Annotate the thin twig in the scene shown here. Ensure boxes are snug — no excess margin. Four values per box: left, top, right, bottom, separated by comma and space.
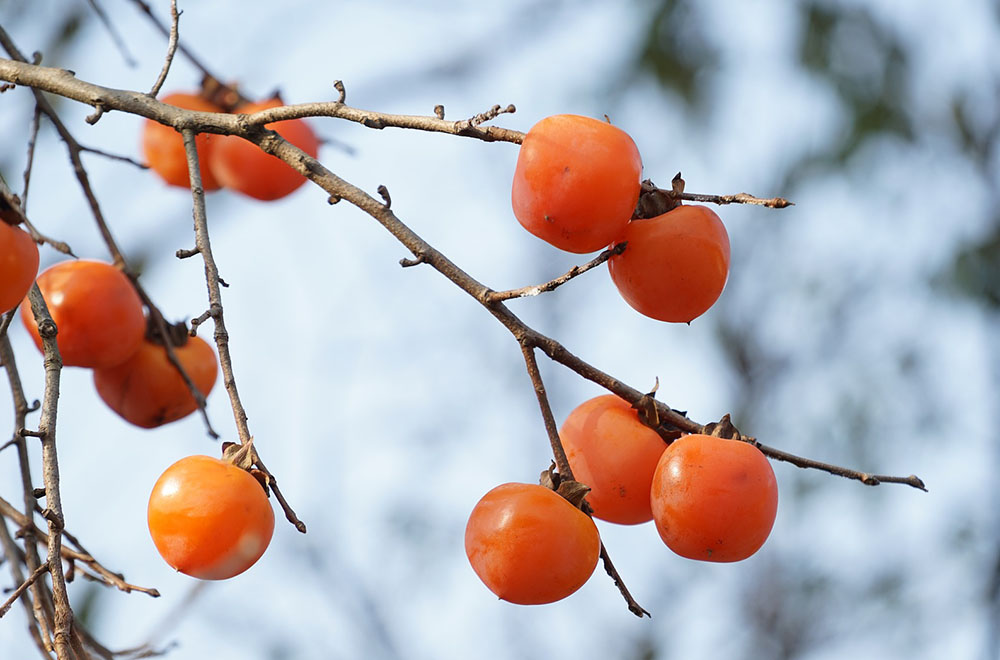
0, 562, 49, 618
0, 517, 49, 657
79, 144, 148, 169
519, 342, 573, 478
86, 0, 137, 66
127, 0, 221, 89
0, 330, 57, 652
180, 129, 306, 533
21, 103, 41, 208
675, 190, 794, 209
757, 443, 928, 491
147, 0, 179, 98
487, 243, 626, 303
599, 543, 650, 618
0, 495, 160, 597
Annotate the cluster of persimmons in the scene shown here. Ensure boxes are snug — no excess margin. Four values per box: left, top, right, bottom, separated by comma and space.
465, 115, 777, 605
0, 104, 778, 604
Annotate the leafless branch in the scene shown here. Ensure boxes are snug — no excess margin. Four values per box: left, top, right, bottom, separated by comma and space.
86, 0, 137, 67
24, 284, 73, 659
180, 129, 306, 533
487, 243, 626, 302
147, 0, 180, 98
0, 563, 49, 618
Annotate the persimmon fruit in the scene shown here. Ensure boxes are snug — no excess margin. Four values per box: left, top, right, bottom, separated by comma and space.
20, 260, 145, 368
650, 433, 778, 562
511, 114, 642, 253
208, 98, 319, 201
560, 394, 666, 525
143, 92, 224, 190
0, 221, 39, 313
93, 334, 218, 428
148, 455, 274, 580
609, 204, 730, 323
465, 482, 600, 605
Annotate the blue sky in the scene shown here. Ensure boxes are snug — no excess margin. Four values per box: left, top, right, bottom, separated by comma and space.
2, 1, 997, 659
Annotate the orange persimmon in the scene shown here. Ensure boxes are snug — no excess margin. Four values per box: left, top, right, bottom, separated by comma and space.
650, 433, 778, 562
94, 334, 218, 428
560, 394, 666, 525
609, 204, 730, 323
511, 114, 642, 253
0, 221, 39, 313
208, 98, 319, 201
465, 482, 600, 605
20, 260, 145, 368
148, 455, 274, 580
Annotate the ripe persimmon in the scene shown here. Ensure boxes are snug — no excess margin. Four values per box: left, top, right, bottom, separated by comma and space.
608, 204, 730, 323
208, 98, 319, 201
143, 92, 224, 190
560, 394, 666, 525
465, 482, 600, 605
93, 334, 218, 428
20, 260, 145, 368
148, 455, 274, 580
511, 114, 642, 253
0, 221, 39, 313
650, 433, 778, 562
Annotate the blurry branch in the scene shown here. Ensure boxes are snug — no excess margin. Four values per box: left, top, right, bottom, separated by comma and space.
85, 0, 137, 67
0, 327, 55, 655
22, 103, 42, 209
180, 129, 306, 534
0, 496, 160, 597
0, 563, 49, 618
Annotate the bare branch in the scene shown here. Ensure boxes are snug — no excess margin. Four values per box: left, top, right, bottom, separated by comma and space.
487, 243, 626, 303
85, 0, 138, 67
757, 443, 928, 491
147, 0, 180, 98
180, 129, 306, 533
24, 284, 73, 659
599, 543, 650, 618
677, 190, 794, 208
0, 563, 49, 618
519, 343, 573, 478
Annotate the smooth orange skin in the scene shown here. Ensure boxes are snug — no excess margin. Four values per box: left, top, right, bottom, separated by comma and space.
148, 455, 275, 580
511, 114, 642, 254
209, 99, 320, 201
20, 260, 145, 368
650, 434, 778, 563
609, 205, 730, 323
143, 93, 223, 190
560, 395, 666, 525
0, 222, 39, 313
93, 335, 218, 428
465, 483, 600, 605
